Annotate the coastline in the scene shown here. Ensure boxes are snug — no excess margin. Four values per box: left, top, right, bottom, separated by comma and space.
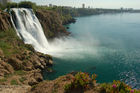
0, 3, 140, 92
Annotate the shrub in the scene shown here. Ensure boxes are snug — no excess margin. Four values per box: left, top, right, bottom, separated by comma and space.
0, 78, 7, 83
0, 3, 6, 10
6, 2, 18, 8
11, 80, 18, 85
14, 70, 26, 76
101, 80, 140, 93
19, 77, 26, 83
18, 1, 36, 10
64, 72, 97, 92
5, 1, 36, 11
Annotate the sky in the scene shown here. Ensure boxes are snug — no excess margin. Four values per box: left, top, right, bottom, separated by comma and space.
13, 0, 140, 9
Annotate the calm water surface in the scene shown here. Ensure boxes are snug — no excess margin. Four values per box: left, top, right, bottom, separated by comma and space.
44, 13, 140, 89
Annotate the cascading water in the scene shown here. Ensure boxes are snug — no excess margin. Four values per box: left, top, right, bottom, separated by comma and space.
10, 8, 49, 53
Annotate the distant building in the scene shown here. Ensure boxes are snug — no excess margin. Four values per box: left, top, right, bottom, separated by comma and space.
82, 4, 85, 8
53, 5, 57, 7
120, 7, 123, 11
0, 0, 11, 5
49, 4, 52, 7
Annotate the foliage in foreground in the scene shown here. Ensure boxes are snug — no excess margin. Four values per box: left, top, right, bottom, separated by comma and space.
101, 81, 140, 93
64, 72, 140, 93
64, 72, 97, 92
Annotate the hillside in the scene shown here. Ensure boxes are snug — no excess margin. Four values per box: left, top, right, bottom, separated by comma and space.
0, 1, 139, 93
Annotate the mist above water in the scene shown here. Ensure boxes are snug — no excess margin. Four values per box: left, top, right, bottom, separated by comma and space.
45, 13, 140, 89
47, 35, 99, 59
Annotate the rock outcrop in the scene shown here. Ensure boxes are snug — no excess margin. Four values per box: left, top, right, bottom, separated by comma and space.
0, 11, 13, 31
29, 73, 100, 93
0, 11, 53, 86
36, 9, 70, 39
0, 47, 53, 86
62, 17, 76, 25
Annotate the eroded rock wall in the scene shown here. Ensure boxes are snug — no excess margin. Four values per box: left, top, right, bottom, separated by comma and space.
36, 9, 70, 39
0, 11, 12, 31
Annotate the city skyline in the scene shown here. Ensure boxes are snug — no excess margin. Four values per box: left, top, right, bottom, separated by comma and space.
13, 0, 140, 9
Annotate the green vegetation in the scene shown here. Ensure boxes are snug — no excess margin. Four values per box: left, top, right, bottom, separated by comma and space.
0, 78, 7, 83
14, 70, 26, 76
0, 28, 34, 57
64, 72, 140, 93
0, 28, 20, 57
0, 1, 36, 11
11, 80, 18, 85
101, 81, 140, 93
19, 77, 26, 83
6, 2, 18, 8
18, 1, 36, 9
64, 72, 97, 92
0, 3, 6, 10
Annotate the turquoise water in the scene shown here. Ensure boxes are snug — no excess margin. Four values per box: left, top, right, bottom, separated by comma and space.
44, 13, 140, 89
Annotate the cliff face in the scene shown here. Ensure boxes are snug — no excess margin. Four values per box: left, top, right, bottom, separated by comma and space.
0, 9, 72, 87
0, 11, 53, 86
0, 28, 53, 86
0, 11, 12, 31
36, 9, 70, 39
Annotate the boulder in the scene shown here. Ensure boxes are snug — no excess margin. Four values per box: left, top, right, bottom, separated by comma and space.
0, 60, 14, 78
8, 57, 24, 70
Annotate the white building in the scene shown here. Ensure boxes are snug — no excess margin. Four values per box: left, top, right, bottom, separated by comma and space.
0, 0, 11, 5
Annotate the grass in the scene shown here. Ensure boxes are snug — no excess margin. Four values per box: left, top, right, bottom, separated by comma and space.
11, 80, 18, 85
19, 77, 26, 83
14, 70, 26, 76
0, 28, 21, 57
0, 28, 35, 57
0, 41, 12, 56
0, 78, 7, 83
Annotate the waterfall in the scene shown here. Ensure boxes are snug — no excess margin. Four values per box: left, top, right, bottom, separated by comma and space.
10, 8, 49, 54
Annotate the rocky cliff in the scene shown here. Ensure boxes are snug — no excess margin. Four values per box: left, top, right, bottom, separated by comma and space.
0, 10, 53, 86
0, 8, 73, 87
36, 9, 70, 39
0, 11, 12, 31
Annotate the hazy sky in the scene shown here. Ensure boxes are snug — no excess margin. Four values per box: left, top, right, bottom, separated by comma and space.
13, 0, 140, 9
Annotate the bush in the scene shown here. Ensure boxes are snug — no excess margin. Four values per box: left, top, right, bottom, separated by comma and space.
64, 72, 97, 92
6, 2, 18, 8
14, 70, 26, 76
18, 1, 36, 9
11, 80, 18, 85
101, 80, 140, 93
19, 77, 26, 83
0, 3, 6, 10
0, 78, 7, 83
5, 1, 36, 11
